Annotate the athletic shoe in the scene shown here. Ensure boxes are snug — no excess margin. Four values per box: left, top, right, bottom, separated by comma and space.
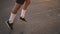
20, 17, 27, 22
5, 20, 13, 30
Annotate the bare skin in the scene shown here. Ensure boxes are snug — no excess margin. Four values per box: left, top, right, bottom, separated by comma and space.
12, 0, 30, 14
23, 0, 30, 10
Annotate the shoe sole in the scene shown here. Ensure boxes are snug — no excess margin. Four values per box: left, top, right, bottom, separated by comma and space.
5, 21, 10, 29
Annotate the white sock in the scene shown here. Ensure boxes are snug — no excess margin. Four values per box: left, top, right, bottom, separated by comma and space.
9, 13, 16, 23
21, 9, 27, 18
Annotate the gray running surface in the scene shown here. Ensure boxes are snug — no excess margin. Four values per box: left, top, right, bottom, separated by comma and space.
0, 0, 60, 34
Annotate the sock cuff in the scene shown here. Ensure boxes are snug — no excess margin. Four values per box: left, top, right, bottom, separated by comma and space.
22, 9, 27, 12
11, 13, 16, 16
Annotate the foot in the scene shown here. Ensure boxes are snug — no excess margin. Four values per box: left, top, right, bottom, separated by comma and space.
5, 21, 13, 30
20, 17, 27, 22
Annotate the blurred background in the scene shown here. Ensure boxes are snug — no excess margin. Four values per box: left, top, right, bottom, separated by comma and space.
0, 0, 60, 34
